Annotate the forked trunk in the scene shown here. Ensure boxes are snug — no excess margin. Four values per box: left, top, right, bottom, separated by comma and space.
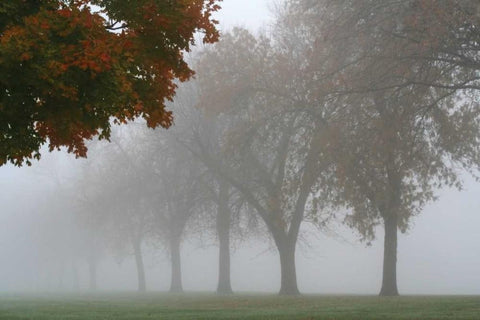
380, 213, 399, 296
133, 239, 146, 292
169, 236, 183, 293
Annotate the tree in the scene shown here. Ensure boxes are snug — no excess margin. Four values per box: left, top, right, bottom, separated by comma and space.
193, 28, 333, 295
74, 157, 111, 291
0, 0, 220, 166
121, 123, 205, 293
285, 0, 480, 296
165, 80, 259, 295
156, 144, 204, 293
178, 127, 236, 295
187, 122, 255, 295
85, 131, 156, 293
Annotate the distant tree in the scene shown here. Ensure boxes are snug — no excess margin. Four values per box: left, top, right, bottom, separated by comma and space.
72, 125, 173, 293
202, 176, 256, 295
193, 28, 334, 295
127, 126, 204, 293
74, 159, 111, 291
166, 82, 259, 295
0, 0, 220, 166
159, 153, 203, 293
74, 123, 206, 294
90, 131, 157, 293
190, 145, 254, 295
30, 155, 98, 291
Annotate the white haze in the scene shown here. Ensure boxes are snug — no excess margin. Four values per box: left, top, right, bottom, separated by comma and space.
0, 0, 479, 295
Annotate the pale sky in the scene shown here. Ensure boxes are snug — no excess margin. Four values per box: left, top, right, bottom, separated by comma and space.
213, 0, 274, 31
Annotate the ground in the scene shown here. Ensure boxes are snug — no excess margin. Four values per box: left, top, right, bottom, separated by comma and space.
0, 293, 478, 319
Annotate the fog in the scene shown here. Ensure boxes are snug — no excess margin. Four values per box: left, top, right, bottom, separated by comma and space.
1, 0, 479, 297
1, 150, 479, 294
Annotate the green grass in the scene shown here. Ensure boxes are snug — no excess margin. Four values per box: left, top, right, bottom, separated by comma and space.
0, 293, 478, 319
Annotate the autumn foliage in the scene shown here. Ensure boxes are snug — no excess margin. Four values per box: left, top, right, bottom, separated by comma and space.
0, 0, 221, 166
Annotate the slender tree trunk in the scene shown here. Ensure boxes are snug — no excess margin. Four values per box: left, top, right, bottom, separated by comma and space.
216, 186, 233, 294
380, 213, 399, 296
57, 263, 65, 290
169, 236, 183, 293
72, 263, 79, 291
88, 257, 97, 291
133, 239, 146, 292
277, 237, 300, 295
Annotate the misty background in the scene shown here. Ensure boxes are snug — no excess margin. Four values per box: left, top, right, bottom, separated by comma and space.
0, 0, 479, 295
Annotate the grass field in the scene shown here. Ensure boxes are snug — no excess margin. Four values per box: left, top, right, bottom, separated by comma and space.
0, 293, 479, 319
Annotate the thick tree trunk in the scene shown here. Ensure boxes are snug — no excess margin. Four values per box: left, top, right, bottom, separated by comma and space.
133, 239, 146, 292
169, 236, 183, 293
277, 239, 300, 295
88, 258, 97, 291
216, 187, 233, 294
380, 213, 399, 296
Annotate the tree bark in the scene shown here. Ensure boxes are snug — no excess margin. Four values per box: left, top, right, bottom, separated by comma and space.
277, 238, 300, 295
133, 239, 146, 292
216, 185, 233, 294
169, 236, 183, 293
379, 213, 399, 296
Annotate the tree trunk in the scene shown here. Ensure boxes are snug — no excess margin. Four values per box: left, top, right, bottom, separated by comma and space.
277, 238, 300, 295
88, 257, 97, 291
216, 186, 233, 294
72, 263, 79, 291
133, 239, 146, 292
379, 213, 399, 296
169, 236, 183, 293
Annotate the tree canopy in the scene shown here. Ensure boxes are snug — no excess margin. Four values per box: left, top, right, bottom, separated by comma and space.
0, 0, 220, 166
283, 0, 480, 295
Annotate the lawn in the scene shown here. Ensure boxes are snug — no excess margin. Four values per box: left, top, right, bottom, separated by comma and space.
0, 293, 478, 319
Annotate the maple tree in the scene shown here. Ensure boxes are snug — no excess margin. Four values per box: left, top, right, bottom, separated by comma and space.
0, 0, 220, 166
